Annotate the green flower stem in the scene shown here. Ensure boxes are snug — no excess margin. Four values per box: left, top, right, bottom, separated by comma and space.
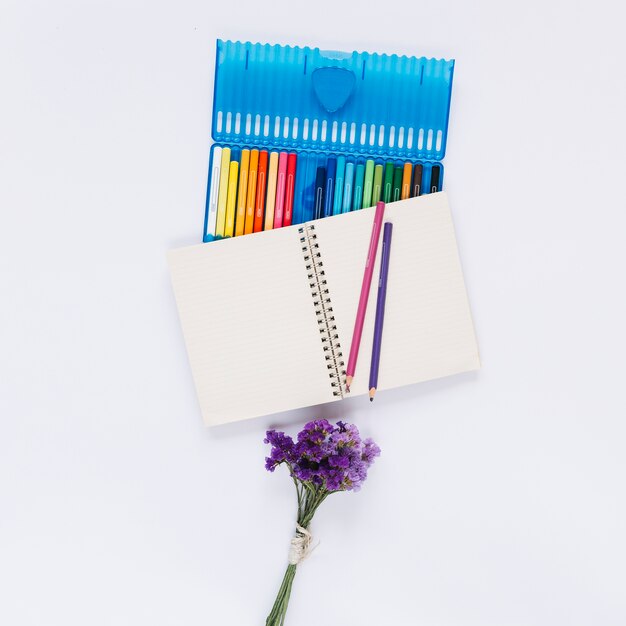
266, 565, 297, 626
266, 482, 333, 626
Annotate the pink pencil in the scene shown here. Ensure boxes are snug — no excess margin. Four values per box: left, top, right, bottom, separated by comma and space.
345, 201, 386, 391
273, 152, 288, 229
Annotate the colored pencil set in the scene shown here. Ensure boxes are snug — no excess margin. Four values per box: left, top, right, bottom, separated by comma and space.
310, 154, 441, 219
205, 147, 297, 239
203, 41, 454, 242
204, 146, 442, 241
343, 201, 393, 402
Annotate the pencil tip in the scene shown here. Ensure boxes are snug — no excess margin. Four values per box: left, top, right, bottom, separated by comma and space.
369, 388, 376, 401
370, 397, 373, 402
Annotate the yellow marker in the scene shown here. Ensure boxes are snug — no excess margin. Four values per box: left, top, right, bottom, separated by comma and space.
215, 147, 231, 237
224, 160, 239, 237
235, 150, 250, 236
401, 162, 413, 200
244, 150, 259, 235
264, 152, 279, 231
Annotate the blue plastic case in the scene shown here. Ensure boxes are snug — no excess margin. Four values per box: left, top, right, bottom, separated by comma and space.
204, 40, 455, 241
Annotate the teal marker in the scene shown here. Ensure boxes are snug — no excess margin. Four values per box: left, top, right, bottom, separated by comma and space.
342, 161, 355, 212
353, 162, 365, 210
333, 156, 346, 215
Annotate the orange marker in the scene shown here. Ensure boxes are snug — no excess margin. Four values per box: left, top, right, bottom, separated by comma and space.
401, 162, 413, 200
254, 151, 268, 232
244, 149, 259, 235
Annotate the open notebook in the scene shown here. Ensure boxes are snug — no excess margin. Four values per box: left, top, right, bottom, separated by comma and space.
168, 192, 479, 426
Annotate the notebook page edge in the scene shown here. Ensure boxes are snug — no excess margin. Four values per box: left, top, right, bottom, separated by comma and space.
167, 226, 338, 426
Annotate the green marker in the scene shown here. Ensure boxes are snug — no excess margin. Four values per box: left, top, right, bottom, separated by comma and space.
362, 159, 375, 208
372, 164, 384, 203
392, 165, 403, 202
383, 161, 394, 203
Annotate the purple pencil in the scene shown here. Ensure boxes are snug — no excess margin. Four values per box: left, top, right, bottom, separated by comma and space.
369, 222, 393, 401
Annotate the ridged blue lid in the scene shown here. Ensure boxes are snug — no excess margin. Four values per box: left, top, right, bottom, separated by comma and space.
212, 40, 454, 161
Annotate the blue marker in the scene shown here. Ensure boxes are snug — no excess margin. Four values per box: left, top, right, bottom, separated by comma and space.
292, 151, 308, 224
342, 161, 355, 213
314, 166, 326, 220
324, 157, 336, 218
333, 156, 346, 215
353, 162, 365, 210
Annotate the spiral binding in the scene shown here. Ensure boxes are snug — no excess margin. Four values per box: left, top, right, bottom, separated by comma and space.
299, 224, 345, 398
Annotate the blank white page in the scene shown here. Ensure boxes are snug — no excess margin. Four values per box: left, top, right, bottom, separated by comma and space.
311, 192, 480, 398
167, 226, 336, 426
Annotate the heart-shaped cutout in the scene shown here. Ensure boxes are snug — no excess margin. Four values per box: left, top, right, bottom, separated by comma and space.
312, 67, 356, 113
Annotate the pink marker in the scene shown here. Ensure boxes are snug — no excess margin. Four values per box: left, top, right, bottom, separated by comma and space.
345, 201, 386, 391
273, 152, 288, 229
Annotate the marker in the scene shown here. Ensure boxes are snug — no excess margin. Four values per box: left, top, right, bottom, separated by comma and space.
314, 166, 326, 220
205, 146, 222, 240
244, 149, 259, 235
224, 158, 239, 237
254, 150, 268, 232
324, 157, 336, 217
333, 156, 346, 215
342, 161, 354, 213
292, 151, 307, 224
345, 201, 386, 391
362, 159, 375, 208
372, 164, 383, 203
392, 165, 403, 202
353, 162, 365, 210
215, 147, 231, 237
264, 151, 279, 230
382, 161, 394, 203
401, 162, 412, 200
430, 165, 441, 193
273, 152, 288, 228
369, 222, 393, 402
234, 149, 250, 236
412, 164, 423, 197
283, 153, 297, 226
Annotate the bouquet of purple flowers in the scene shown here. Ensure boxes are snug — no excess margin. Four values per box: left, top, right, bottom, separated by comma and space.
264, 419, 381, 625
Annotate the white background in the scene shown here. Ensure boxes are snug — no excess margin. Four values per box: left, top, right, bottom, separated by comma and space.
2, 1, 625, 624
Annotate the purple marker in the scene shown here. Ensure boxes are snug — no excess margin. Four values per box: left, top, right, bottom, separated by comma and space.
369, 222, 393, 401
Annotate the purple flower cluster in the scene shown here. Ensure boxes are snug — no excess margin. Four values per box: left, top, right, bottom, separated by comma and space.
265, 420, 380, 492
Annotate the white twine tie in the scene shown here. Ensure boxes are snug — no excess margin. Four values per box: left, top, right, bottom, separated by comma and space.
288, 524, 316, 565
